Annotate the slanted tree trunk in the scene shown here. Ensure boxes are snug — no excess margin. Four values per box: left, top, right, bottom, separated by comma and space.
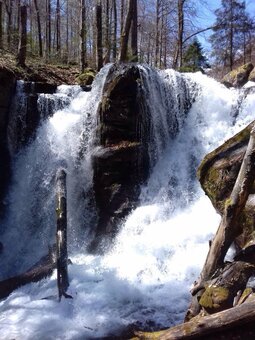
96, 3, 103, 71
186, 124, 255, 320
33, 0, 43, 57
56, 169, 70, 301
16, 5, 27, 67
0, 245, 57, 300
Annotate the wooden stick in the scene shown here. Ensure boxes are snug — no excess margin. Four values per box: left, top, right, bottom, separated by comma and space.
56, 169, 70, 301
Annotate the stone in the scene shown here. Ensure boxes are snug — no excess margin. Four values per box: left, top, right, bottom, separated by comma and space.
75, 68, 96, 86
248, 68, 255, 82
197, 121, 255, 249
222, 63, 254, 88
90, 64, 150, 251
0, 68, 16, 217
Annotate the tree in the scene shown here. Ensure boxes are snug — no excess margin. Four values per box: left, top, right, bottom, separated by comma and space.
119, 0, 137, 62
33, 0, 42, 57
0, 1, 3, 49
96, 3, 103, 71
16, 4, 27, 67
182, 38, 209, 71
210, 0, 253, 71
79, 0, 87, 72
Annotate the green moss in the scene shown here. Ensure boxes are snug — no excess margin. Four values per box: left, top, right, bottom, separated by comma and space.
76, 68, 96, 85
199, 286, 229, 309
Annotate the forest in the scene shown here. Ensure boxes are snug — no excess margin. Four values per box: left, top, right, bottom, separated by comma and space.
0, 0, 254, 78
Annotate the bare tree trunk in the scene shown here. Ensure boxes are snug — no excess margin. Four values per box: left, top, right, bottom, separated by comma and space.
16, 5, 27, 67
119, 0, 134, 62
112, 0, 117, 61
0, 1, 3, 49
155, 0, 160, 67
131, 0, 138, 61
66, 0, 69, 62
5, 0, 13, 50
56, 0, 61, 55
96, 3, 103, 71
33, 0, 43, 57
45, 0, 51, 61
56, 169, 70, 301
120, 0, 124, 34
173, 0, 184, 69
80, 0, 87, 72
229, 0, 233, 70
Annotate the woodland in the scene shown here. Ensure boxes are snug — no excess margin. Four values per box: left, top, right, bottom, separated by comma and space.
0, 0, 254, 78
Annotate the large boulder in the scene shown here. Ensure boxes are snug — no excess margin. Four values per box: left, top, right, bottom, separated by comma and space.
198, 121, 255, 249
0, 68, 16, 216
91, 64, 150, 251
222, 63, 254, 88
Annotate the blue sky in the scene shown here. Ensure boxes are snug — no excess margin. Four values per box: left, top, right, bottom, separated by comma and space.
196, 0, 255, 53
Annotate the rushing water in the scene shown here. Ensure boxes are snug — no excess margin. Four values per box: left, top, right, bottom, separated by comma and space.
1, 66, 255, 339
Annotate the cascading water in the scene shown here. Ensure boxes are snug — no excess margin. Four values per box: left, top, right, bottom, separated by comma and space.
1, 66, 255, 339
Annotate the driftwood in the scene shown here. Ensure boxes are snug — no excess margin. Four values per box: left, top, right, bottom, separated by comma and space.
56, 169, 71, 300
0, 245, 56, 300
186, 124, 255, 320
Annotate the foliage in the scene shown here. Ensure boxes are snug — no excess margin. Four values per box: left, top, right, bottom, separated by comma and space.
181, 38, 209, 72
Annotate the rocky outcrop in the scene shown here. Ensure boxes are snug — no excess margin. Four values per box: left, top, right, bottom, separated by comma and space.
91, 64, 150, 251
198, 121, 255, 250
222, 63, 254, 88
0, 68, 16, 216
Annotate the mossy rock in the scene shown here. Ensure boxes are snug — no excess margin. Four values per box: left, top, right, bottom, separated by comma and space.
76, 68, 96, 85
199, 285, 230, 312
222, 62, 254, 88
198, 120, 255, 248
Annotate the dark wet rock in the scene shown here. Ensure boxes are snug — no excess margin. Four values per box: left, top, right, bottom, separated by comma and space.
0, 68, 16, 216
90, 64, 150, 251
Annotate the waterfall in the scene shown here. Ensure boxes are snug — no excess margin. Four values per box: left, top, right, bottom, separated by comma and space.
0, 65, 111, 279
1, 66, 255, 339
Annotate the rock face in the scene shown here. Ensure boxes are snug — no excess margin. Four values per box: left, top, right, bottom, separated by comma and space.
0, 68, 16, 216
222, 63, 254, 88
91, 64, 150, 250
198, 121, 255, 249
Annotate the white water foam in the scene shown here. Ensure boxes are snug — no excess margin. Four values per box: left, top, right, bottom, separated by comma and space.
1, 69, 255, 339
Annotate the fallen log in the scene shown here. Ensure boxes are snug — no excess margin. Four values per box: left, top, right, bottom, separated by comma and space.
56, 168, 71, 300
0, 246, 56, 300
135, 300, 255, 339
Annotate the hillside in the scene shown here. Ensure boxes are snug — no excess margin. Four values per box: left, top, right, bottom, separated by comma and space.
0, 50, 80, 85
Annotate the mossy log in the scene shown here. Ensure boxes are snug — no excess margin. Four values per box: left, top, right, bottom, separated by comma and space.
186, 124, 255, 319
56, 168, 71, 300
135, 300, 255, 339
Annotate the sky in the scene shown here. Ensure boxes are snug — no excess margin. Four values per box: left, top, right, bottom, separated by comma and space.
196, 0, 255, 54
